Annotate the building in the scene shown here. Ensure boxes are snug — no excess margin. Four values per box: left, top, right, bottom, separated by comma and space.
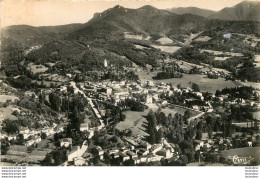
126, 151, 138, 159
192, 105, 200, 111
104, 59, 108, 68
67, 141, 88, 162
138, 148, 149, 156
59, 138, 72, 148
94, 146, 104, 160
74, 157, 86, 166
139, 141, 152, 150
106, 88, 113, 96
147, 154, 163, 162
19, 127, 30, 134
194, 140, 204, 151
80, 123, 89, 132
7, 134, 17, 141
25, 136, 41, 147
146, 95, 153, 104
118, 152, 130, 162
150, 144, 163, 154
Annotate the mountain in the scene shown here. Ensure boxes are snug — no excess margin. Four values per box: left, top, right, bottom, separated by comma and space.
209, 1, 260, 22
68, 5, 260, 43
1, 24, 84, 46
2, 5, 260, 69
68, 5, 207, 40
169, 7, 216, 17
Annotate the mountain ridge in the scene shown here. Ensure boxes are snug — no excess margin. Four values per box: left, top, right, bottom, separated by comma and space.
209, 1, 260, 22
168, 7, 216, 17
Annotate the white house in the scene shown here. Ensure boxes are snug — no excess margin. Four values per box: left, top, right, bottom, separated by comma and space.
7, 134, 17, 141
104, 59, 108, 68
80, 123, 89, 132
146, 95, 153, 104
194, 140, 204, 151
19, 127, 30, 134
118, 152, 130, 162
87, 129, 94, 139
59, 138, 72, 148
74, 157, 85, 166
156, 148, 172, 158
25, 136, 41, 147
68, 141, 88, 162
106, 88, 113, 96
150, 144, 163, 154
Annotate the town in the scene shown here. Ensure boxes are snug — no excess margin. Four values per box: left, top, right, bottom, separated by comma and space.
1, 57, 259, 166
1, 1, 260, 167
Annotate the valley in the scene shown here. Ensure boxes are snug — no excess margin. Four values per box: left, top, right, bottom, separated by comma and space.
1, 1, 260, 167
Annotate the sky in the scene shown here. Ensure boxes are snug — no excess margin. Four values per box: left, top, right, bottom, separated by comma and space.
0, 0, 257, 27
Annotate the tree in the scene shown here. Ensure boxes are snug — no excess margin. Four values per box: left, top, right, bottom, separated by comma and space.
54, 133, 63, 142
149, 129, 156, 144
52, 150, 67, 165
205, 153, 217, 163
196, 130, 202, 140
208, 126, 213, 139
41, 154, 53, 166
1, 139, 10, 155
2, 119, 19, 134
41, 133, 47, 139
17, 134, 24, 145
184, 110, 192, 119
49, 92, 61, 111
179, 140, 194, 162
156, 128, 163, 143
219, 156, 226, 163
192, 83, 200, 92
177, 84, 182, 89
179, 155, 188, 166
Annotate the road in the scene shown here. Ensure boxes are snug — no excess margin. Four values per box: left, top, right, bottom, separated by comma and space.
188, 112, 205, 123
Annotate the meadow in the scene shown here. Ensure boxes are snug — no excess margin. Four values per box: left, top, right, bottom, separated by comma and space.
151, 45, 181, 53
116, 104, 196, 136
0, 95, 19, 103
155, 74, 239, 93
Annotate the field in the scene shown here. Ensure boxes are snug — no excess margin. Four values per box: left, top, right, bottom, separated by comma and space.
1, 139, 56, 166
172, 59, 202, 71
134, 45, 148, 49
160, 105, 198, 117
221, 147, 260, 165
116, 104, 196, 136
27, 63, 48, 74
24, 45, 42, 56
135, 68, 239, 93
194, 36, 211, 42
116, 110, 149, 136
200, 49, 243, 57
156, 37, 173, 45
0, 95, 19, 103
183, 32, 202, 45
151, 45, 181, 53
214, 57, 230, 61
124, 32, 147, 40
155, 74, 239, 93
135, 70, 158, 81
0, 107, 18, 120
239, 80, 260, 90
